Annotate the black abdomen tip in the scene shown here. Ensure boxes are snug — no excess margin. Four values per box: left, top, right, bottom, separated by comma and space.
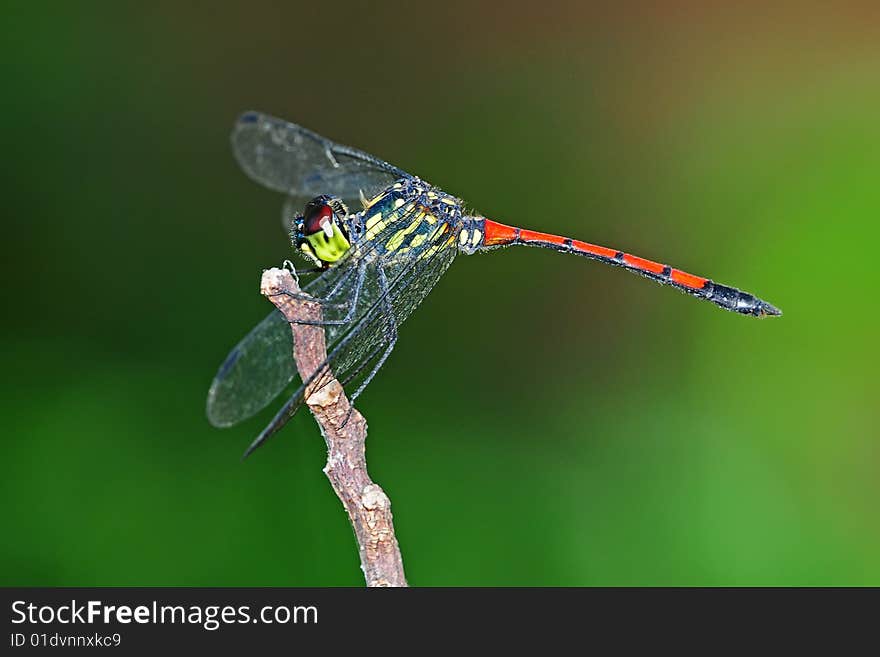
710, 283, 782, 317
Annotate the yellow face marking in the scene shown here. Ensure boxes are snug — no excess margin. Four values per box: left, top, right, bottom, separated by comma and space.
299, 242, 320, 266
304, 222, 351, 263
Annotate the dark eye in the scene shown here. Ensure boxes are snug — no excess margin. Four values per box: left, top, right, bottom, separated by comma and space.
303, 204, 333, 235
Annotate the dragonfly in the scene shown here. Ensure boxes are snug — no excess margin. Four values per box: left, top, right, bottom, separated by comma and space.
207, 111, 781, 458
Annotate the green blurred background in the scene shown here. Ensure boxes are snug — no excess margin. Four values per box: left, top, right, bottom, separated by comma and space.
2, 1, 878, 585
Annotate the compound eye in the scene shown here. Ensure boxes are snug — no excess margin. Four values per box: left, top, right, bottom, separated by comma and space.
303, 204, 334, 236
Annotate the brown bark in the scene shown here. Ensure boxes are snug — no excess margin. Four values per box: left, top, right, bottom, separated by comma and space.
260, 268, 407, 587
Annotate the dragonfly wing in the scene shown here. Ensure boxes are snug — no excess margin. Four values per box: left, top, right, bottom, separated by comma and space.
290, 194, 439, 338
305, 195, 461, 383
206, 309, 298, 427
232, 111, 410, 208
243, 216, 460, 457
281, 195, 298, 235
207, 199, 432, 430
335, 224, 460, 396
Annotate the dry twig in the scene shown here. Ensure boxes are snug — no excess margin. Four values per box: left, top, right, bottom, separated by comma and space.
260, 267, 408, 587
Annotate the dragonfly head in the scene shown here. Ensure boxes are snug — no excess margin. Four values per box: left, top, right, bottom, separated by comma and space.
293, 195, 351, 265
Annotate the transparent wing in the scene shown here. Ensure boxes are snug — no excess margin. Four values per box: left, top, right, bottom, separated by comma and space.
207, 197, 435, 428
243, 218, 460, 457
275, 190, 440, 345
232, 111, 410, 209
206, 310, 296, 427
325, 220, 460, 396
281, 195, 301, 235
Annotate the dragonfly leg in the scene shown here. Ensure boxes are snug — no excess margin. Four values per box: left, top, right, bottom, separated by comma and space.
273, 264, 354, 306
341, 265, 397, 427
281, 260, 327, 287
345, 264, 398, 415
272, 262, 367, 327
324, 261, 362, 300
